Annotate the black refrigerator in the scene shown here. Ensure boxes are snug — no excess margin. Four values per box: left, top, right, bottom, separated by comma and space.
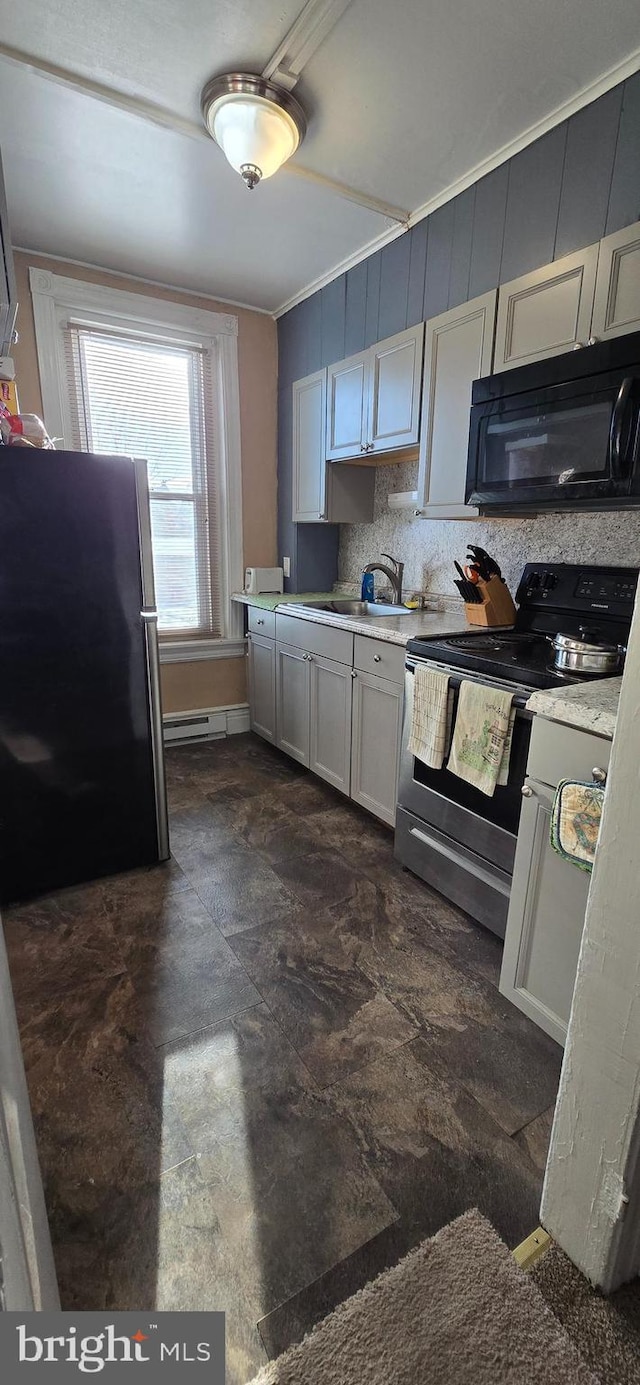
0, 448, 169, 905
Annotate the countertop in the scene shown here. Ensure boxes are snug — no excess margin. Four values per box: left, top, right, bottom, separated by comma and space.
232, 590, 475, 646
232, 591, 337, 612
526, 677, 621, 739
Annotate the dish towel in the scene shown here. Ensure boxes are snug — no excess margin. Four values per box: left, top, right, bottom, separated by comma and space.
448, 680, 514, 796
409, 665, 453, 769
550, 779, 605, 872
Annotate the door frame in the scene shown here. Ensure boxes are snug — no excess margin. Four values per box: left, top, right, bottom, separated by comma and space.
0, 920, 59, 1309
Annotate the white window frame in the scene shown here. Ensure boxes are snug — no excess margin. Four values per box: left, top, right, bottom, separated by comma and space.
29, 267, 245, 660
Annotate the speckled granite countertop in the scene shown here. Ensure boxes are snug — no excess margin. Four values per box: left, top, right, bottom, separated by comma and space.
232, 590, 503, 646
527, 677, 621, 739
232, 591, 337, 611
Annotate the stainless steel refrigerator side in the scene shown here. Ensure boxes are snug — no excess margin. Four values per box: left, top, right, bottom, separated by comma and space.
133, 457, 170, 862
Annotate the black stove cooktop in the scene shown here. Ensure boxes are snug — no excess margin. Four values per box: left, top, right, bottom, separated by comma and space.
408, 563, 638, 691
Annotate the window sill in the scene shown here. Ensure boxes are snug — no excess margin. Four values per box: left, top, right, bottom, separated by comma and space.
158, 637, 246, 664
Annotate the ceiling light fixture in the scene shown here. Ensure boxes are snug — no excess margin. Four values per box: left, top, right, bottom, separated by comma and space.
201, 73, 307, 190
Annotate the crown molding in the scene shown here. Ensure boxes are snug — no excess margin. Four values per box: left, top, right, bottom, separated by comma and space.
273, 47, 640, 317
17, 248, 273, 316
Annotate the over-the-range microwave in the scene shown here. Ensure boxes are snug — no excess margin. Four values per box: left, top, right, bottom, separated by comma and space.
466, 330, 640, 513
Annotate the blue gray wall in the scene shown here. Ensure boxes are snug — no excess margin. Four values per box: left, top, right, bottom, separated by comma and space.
277, 71, 640, 592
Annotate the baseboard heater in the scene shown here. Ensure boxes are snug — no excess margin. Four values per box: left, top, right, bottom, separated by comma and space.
163, 704, 250, 745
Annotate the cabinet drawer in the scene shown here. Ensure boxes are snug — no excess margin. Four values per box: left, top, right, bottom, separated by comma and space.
275, 613, 353, 665
248, 607, 276, 639
353, 635, 405, 684
527, 716, 611, 788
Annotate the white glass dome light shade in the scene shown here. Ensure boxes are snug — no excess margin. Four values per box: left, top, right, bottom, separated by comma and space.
202, 74, 307, 189
212, 95, 301, 182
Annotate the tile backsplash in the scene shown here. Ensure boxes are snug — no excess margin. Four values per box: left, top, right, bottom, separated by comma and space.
339, 461, 640, 598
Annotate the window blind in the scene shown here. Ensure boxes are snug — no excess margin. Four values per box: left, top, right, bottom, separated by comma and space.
64, 323, 221, 637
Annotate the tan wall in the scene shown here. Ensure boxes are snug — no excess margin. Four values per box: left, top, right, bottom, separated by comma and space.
160, 657, 247, 715
12, 252, 278, 713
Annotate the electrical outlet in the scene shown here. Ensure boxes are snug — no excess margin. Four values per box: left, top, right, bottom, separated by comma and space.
283, 557, 291, 578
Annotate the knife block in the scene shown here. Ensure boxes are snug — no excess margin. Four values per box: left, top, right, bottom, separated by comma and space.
465, 575, 517, 627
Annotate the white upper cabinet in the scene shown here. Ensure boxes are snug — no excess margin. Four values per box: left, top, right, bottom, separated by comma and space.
417, 290, 496, 519
591, 219, 640, 341
326, 351, 369, 460
326, 324, 424, 461
368, 324, 424, 454
293, 368, 375, 523
293, 369, 327, 521
493, 243, 599, 372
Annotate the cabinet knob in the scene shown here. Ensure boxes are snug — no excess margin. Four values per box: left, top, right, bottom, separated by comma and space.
351, 669, 357, 678
257, 618, 264, 625
319, 511, 326, 519
373, 654, 381, 662
521, 784, 533, 797
592, 766, 607, 784
360, 444, 366, 452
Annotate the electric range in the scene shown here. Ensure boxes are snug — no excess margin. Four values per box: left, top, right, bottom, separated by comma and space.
396, 563, 637, 938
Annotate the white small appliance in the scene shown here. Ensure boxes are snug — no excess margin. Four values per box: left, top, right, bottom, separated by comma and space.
244, 566, 284, 595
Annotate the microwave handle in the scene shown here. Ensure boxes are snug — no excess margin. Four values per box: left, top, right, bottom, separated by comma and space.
609, 376, 634, 477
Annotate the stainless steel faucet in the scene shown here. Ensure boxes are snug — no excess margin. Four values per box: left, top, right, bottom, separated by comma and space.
362, 553, 404, 604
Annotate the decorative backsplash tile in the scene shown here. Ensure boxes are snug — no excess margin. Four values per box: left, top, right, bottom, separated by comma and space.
339, 461, 640, 598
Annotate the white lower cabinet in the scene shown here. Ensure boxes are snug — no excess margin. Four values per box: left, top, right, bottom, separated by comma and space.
500, 717, 611, 1046
309, 653, 353, 795
247, 614, 405, 824
247, 632, 276, 744
350, 669, 403, 826
275, 641, 310, 766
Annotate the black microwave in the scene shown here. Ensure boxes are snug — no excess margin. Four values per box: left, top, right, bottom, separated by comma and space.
466, 331, 640, 512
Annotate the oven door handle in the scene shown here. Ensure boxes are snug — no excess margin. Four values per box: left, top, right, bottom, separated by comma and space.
609, 376, 634, 478
405, 657, 532, 711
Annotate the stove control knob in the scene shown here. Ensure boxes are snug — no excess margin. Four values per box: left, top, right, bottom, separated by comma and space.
521, 784, 533, 797
543, 572, 558, 590
528, 571, 541, 588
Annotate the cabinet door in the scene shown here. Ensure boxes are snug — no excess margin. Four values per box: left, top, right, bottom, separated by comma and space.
493, 243, 599, 373
247, 633, 276, 744
591, 219, 640, 341
276, 641, 310, 765
368, 324, 424, 454
350, 670, 403, 826
499, 777, 591, 1046
293, 370, 327, 521
309, 653, 352, 795
417, 291, 496, 518
326, 351, 368, 460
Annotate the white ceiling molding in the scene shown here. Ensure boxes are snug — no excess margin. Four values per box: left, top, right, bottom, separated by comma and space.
262, 0, 355, 90
0, 40, 406, 225
273, 44, 640, 317
15, 247, 275, 316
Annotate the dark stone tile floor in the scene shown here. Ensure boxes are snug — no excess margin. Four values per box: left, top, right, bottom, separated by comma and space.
4, 733, 562, 1383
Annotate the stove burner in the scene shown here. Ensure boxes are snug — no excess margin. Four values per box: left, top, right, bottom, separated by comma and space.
444, 632, 541, 653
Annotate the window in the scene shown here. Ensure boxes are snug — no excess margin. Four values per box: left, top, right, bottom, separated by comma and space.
30, 268, 244, 654
66, 326, 216, 635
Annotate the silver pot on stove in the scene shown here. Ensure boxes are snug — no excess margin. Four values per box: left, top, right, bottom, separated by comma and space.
548, 626, 626, 675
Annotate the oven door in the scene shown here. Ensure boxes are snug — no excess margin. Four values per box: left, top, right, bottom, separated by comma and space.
466, 369, 640, 510
398, 660, 532, 875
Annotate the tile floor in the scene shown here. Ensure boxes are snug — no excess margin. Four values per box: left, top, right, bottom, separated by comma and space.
4, 734, 562, 1383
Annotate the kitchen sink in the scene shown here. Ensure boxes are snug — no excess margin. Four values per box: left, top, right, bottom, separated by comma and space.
287, 599, 412, 618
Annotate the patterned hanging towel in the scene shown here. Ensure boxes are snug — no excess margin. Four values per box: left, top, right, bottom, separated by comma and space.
550, 779, 605, 873
409, 666, 453, 769
447, 680, 514, 797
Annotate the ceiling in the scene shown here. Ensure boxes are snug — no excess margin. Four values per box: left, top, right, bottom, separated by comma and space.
0, 0, 639, 313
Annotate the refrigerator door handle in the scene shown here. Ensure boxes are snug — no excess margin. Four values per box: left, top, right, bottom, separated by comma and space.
142, 608, 170, 862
